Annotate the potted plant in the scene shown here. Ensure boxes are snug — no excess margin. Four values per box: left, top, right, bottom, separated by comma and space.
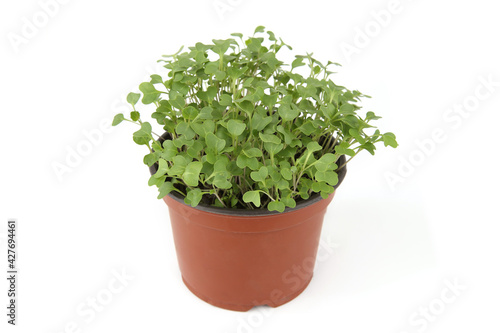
113, 26, 398, 311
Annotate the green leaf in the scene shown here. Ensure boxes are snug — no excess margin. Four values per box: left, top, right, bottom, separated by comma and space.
268, 200, 285, 213
182, 106, 199, 120
173, 73, 184, 82
169, 155, 188, 176
204, 62, 219, 74
143, 153, 158, 167
314, 170, 338, 186
335, 141, 356, 156
311, 180, 334, 194
254, 26, 265, 34
276, 179, 289, 189
243, 147, 263, 158
169, 91, 185, 109
175, 122, 196, 140
191, 120, 215, 138
219, 94, 233, 106
206, 86, 217, 101
227, 66, 248, 79
210, 157, 232, 190
243, 191, 261, 207
298, 179, 312, 200
359, 142, 376, 155
264, 142, 284, 155
251, 113, 272, 131
262, 93, 278, 108
276, 125, 295, 145
320, 104, 336, 119
341, 115, 360, 128
213, 176, 232, 189
215, 70, 226, 81
227, 119, 246, 137
278, 104, 299, 121
150, 74, 163, 84
139, 82, 160, 104
154, 159, 169, 178
212, 39, 233, 54
298, 121, 317, 136
157, 181, 176, 199
366, 111, 382, 121
382, 132, 398, 148
130, 111, 140, 121
307, 141, 322, 153
250, 166, 268, 182
349, 128, 366, 144
132, 122, 152, 145
151, 140, 162, 151
163, 120, 176, 133
187, 140, 204, 158
149, 174, 165, 187
127, 92, 140, 106
339, 103, 355, 114
315, 153, 338, 172
267, 165, 281, 182
182, 161, 203, 186
259, 132, 281, 144
206, 152, 216, 164
291, 57, 305, 70
112, 113, 125, 126
282, 197, 296, 208
161, 140, 178, 161
211, 157, 232, 188
213, 155, 229, 171
184, 188, 203, 207
199, 106, 214, 119
237, 100, 254, 114
206, 133, 226, 153
236, 154, 260, 170
280, 168, 293, 180
173, 137, 194, 149
267, 30, 277, 41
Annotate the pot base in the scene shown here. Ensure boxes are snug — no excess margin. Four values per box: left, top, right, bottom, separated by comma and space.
182, 275, 314, 312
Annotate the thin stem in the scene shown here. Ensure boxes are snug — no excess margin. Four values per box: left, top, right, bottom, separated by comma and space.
337, 149, 362, 170
213, 190, 227, 207
124, 119, 162, 138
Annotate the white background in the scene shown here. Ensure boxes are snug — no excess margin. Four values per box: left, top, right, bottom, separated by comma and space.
1, 0, 499, 332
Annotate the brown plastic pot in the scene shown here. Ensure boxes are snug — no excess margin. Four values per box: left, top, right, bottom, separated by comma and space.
150, 135, 347, 311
